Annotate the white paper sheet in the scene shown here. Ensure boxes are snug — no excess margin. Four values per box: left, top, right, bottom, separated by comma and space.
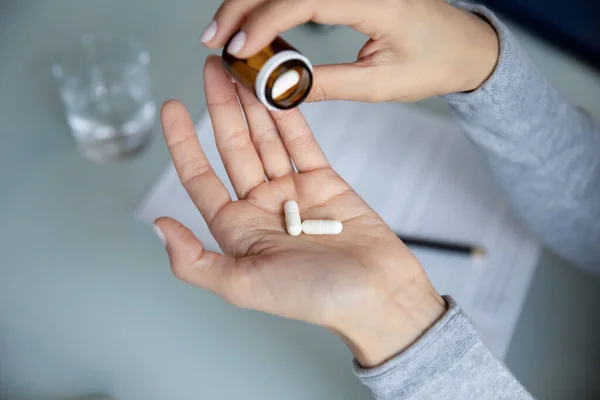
136, 101, 540, 359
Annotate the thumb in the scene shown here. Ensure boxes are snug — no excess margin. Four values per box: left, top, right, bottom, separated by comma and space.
153, 217, 238, 300
306, 63, 376, 103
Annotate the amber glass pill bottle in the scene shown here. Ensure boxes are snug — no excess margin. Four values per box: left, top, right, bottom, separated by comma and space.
222, 35, 313, 111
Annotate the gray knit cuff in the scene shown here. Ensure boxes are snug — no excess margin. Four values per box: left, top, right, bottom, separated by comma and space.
353, 296, 479, 399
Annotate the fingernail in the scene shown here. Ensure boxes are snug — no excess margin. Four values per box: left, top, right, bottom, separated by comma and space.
153, 224, 166, 246
227, 31, 246, 55
200, 20, 218, 43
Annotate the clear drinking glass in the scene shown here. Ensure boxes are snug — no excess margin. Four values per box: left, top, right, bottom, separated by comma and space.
52, 35, 156, 162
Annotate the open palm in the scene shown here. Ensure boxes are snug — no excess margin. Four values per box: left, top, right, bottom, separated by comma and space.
156, 56, 444, 365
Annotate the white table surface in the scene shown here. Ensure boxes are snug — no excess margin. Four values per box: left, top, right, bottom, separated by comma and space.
1, 1, 600, 399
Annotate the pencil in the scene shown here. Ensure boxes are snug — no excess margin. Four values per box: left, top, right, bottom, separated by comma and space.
396, 234, 487, 258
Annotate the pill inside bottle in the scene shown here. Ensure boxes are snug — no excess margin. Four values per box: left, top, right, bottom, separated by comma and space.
272, 70, 301, 100
222, 35, 313, 111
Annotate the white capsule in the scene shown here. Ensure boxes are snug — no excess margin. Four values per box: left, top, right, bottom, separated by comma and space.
301, 220, 343, 235
284, 200, 302, 236
272, 70, 300, 99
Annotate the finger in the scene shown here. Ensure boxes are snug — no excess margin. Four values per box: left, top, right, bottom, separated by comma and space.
204, 56, 266, 199
160, 99, 231, 226
271, 108, 329, 173
232, 0, 383, 58
305, 63, 378, 103
154, 217, 236, 299
236, 83, 294, 180
202, 0, 267, 48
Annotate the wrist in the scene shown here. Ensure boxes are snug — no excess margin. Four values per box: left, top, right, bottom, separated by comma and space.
334, 278, 447, 368
455, 10, 500, 93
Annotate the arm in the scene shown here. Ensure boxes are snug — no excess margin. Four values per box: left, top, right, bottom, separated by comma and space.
355, 297, 532, 400
356, 5, 599, 398
444, 2, 600, 274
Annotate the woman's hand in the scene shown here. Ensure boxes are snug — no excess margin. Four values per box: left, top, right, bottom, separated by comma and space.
200, 0, 499, 102
155, 57, 446, 367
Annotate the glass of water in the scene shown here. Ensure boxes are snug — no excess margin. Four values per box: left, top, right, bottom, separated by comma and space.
53, 35, 156, 162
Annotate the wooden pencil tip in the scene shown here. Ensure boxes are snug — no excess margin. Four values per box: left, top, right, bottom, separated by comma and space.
472, 247, 488, 258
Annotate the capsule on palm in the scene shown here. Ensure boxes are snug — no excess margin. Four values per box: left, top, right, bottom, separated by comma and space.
301, 220, 343, 235
284, 200, 302, 236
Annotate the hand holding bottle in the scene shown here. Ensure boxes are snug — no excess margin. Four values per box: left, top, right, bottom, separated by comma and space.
200, 0, 499, 103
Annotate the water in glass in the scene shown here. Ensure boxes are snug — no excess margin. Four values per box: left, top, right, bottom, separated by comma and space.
53, 35, 156, 162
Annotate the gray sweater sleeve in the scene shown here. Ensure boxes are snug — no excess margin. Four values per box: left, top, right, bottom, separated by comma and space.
444, 2, 600, 274
356, 3, 600, 399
